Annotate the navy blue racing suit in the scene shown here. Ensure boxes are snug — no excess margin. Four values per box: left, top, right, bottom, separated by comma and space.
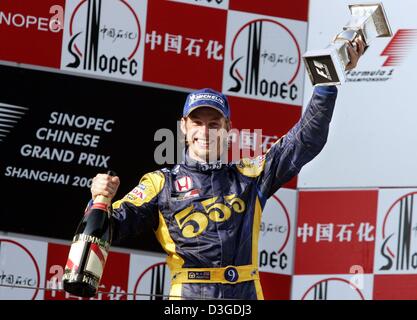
110, 86, 338, 300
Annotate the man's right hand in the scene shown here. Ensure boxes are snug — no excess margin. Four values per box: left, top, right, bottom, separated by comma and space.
91, 173, 120, 201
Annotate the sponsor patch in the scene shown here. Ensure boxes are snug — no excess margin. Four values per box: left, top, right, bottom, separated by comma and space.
129, 186, 147, 200
175, 176, 193, 193
188, 271, 211, 280
172, 189, 200, 201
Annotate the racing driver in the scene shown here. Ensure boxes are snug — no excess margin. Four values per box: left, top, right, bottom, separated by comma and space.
89, 39, 365, 300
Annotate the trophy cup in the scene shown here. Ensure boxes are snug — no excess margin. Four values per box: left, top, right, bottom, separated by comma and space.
303, 3, 392, 86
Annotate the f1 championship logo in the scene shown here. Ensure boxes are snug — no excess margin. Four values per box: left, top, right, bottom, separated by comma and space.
346, 29, 417, 82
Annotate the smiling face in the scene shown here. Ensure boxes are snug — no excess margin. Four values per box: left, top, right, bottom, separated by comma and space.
180, 107, 230, 163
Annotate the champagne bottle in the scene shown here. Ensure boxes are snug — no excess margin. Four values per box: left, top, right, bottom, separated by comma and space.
62, 171, 116, 298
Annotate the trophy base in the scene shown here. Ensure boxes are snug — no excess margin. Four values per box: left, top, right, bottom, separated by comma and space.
303, 48, 346, 86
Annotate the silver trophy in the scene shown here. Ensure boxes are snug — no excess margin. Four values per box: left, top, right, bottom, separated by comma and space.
303, 3, 392, 86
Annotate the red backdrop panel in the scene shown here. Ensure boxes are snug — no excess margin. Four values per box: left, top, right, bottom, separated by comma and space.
295, 190, 378, 274
228, 96, 301, 188
260, 272, 292, 300
0, 0, 64, 67
374, 275, 417, 300
229, 0, 309, 22
44, 242, 130, 300
143, 0, 226, 90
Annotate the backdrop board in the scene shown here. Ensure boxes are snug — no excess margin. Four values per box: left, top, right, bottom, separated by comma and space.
0, 65, 187, 252
299, 0, 417, 189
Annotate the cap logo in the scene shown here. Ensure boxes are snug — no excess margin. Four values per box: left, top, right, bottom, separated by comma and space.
189, 94, 197, 104
189, 93, 224, 106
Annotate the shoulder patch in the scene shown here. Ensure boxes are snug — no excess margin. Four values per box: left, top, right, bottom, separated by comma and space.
236, 154, 266, 178
112, 171, 165, 209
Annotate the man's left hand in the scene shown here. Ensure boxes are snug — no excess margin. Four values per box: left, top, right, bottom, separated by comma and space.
345, 37, 366, 71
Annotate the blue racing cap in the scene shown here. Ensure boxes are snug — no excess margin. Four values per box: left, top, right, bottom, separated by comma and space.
183, 88, 230, 120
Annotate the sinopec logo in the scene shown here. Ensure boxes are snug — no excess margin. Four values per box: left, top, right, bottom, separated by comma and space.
0, 7, 62, 33
61, 0, 147, 81
133, 262, 170, 300
223, 13, 306, 105
0, 239, 41, 300
259, 193, 293, 274
378, 192, 417, 273
301, 277, 365, 300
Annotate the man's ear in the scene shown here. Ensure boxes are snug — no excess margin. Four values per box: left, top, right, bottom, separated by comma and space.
180, 117, 187, 135
223, 119, 232, 132
227, 120, 232, 131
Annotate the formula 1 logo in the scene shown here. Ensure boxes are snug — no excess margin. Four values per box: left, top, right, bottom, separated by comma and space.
346, 28, 417, 82
223, 11, 306, 105
381, 29, 417, 67
313, 60, 332, 81
61, 0, 147, 81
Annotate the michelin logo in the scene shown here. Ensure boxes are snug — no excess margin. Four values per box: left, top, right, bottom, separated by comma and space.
189, 94, 225, 106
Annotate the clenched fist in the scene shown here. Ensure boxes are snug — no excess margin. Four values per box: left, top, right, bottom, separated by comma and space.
345, 36, 366, 71
91, 173, 120, 201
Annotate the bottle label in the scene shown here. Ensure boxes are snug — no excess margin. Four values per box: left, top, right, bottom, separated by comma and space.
65, 234, 109, 281
72, 234, 110, 251
92, 202, 109, 211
